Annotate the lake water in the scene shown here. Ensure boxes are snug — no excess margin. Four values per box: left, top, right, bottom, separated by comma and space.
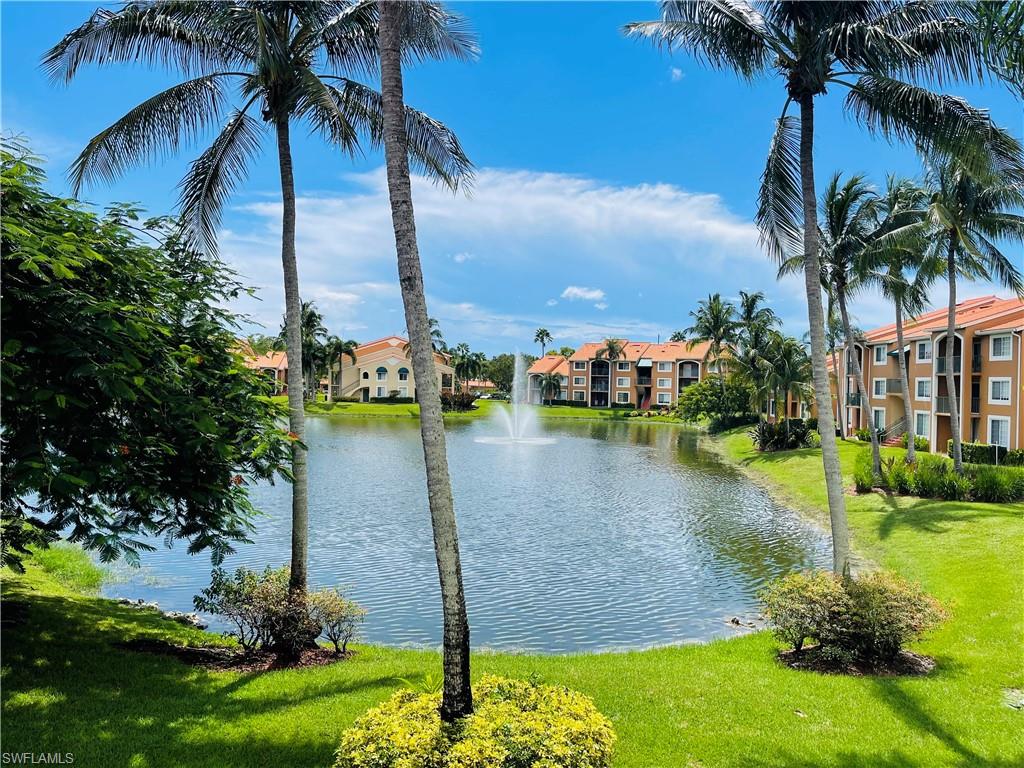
103, 412, 831, 653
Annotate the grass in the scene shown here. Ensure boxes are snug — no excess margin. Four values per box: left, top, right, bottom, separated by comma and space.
2, 434, 1022, 767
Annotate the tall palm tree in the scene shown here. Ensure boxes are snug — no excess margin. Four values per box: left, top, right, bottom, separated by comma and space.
538, 372, 562, 405
924, 159, 1024, 472
279, 300, 328, 401
379, 0, 476, 721
534, 327, 552, 356
322, 335, 358, 402
626, 0, 1023, 576
736, 290, 778, 349
594, 338, 626, 362
451, 347, 485, 392
684, 293, 737, 394
46, 0, 473, 604
765, 332, 813, 432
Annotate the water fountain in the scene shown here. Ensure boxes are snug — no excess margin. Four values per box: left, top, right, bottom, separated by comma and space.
475, 351, 556, 445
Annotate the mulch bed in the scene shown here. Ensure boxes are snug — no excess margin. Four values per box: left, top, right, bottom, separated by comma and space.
119, 638, 352, 672
779, 646, 936, 677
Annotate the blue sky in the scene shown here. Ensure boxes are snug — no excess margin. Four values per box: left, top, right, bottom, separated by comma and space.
3, 1, 1022, 354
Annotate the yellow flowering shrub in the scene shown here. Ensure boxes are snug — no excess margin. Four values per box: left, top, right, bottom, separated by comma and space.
335, 675, 615, 768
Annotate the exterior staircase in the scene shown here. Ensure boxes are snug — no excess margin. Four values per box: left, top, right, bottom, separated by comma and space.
880, 417, 907, 447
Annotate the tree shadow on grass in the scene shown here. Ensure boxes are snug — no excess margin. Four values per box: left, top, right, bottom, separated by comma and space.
874, 494, 1021, 541
1, 586, 417, 768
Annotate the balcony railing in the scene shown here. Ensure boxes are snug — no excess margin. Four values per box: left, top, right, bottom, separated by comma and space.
885, 378, 903, 394
846, 393, 863, 406
935, 395, 951, 413
971, 356, 982, 373
936, 356, 961, 374
637, 376, 652, 386
971, 396, 980, 413
590, 382, 609, 393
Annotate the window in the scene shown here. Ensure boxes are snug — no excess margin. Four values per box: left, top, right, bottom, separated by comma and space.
916, 340, 932, 362
617, 361, 630, 371
559, 376, 568, 386
657, 392, 671, 405
769, 400, 776, 417
573, 376, 585, 386
398, 367, 409, 381
375, 386, 386, 397
399, 386, 408, 398
989, 416, 1010, 448
573, 391, 586, 402
872, 407, 886, 430
680, 362, 699, 378
990, 334, 1012, 361
362, 371, 369, 380
616, 377, 630, 387
915, 378, 931, 402
657, 378, 671, 388
657, 361, 672, 372
872, 378, 886, 398
914, 411, 930, 439
376, 366, 388, 381
874, 345, 887, 364
573, 361, 587, 370
989, 377, 1011, 405
616, 392, 630, 404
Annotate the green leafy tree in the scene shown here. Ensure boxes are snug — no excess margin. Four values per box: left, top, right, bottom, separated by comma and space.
0, 142, 291, 570
676, 378, 755, 423
46, 0, 472, 604
484, 353, 516, 393
533, 328, 552, 356
245, 334, 278, 357
378, 0, 477, 720
626, 0, 1023, 576
554, 345, 576, 358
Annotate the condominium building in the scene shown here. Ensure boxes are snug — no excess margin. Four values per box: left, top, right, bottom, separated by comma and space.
832, 295, 1023, 452
332, 336, 455, 401
528, 340, 714, 409
241, 350, 288, 393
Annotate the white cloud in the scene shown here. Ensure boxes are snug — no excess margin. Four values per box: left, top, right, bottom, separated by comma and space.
594, 302, 608, 311
670, 67, 684, 82
451, 252, 474, 263
561, 285, 606, 301
546, 299, 558, 306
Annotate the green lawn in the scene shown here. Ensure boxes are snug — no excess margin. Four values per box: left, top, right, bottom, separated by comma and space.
3, 434, 1021, 767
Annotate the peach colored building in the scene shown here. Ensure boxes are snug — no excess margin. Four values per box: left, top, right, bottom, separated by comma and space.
832, 295, 1024, 453
331, 336, 455, 402
526, 354, 571, 404
242, 350, 289, 394
529, 340, 714, 409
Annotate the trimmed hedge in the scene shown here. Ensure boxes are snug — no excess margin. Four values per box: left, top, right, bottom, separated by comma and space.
951, 440, 1007, 465
371, 396, 415, 404
854, 449, 1024, 502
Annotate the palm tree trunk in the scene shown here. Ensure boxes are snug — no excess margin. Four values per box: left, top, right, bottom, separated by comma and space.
379, 1, 472, 722
838, 289, 881, 476
274, 115, 308, 598
830, 347, 845, 438
798, 94, 850, 576
945, 237, 963, 473
895, 302, 916, 463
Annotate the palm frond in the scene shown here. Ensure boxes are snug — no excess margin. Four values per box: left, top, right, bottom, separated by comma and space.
756, 114, 803, 264
397, 0, 480, 65
69, 72, 233, 194
318, 0, 381, 77
177, 96, 264, 256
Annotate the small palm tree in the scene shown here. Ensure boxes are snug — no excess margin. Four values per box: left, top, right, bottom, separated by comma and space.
668, 330, 686, 342
765, 332, 813, 433
538, 372, 562, 405
684, 293, 737, 394
451, 347, 485, 393
280, 301, 328, 401
594, 338, 626, 362
46, 0, 473, 606
924, 159, 1024, 472
534, 328, 552, 356
322, 336, 358, 402
626, 0, 1023, 576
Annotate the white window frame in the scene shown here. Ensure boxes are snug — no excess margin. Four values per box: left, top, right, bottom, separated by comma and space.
768, 400, 776, 417
615, 376, 630, 387
914, 377, 931, 402
559, 376, 568, 386
572, 390, 586, 402
398, 370, 409, 381
874, 345, 887, 364
616, 391, 630, 404
656, 392, 671, 405
988, 415, 1010, 448
657, 361, 672, 372
988, 376, 1012, 406
573, 376, 585, 386
375, 386, 387, 398
872, 407, 886, 430
680, 362, 699, 379
872, 378, 886, 398
573, 361, 587, 370
657, 378, 671, 389
376, 370, 388, 381
398, 386, 408, 398
616, 361, 630, 371
990, 334, 1012, 362
914, 409, 931, 439
916, 340, 932, 362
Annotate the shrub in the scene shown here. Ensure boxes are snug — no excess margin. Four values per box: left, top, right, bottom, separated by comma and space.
951, 440, 1008, 465
884, 459, 917, 496
940, 471, 972, 501
759, 571, 850, 652
708, 412, 758, 434
371, 396, 416, 404
854, 427, 882, 443
760, 570, 946, 664
967, 465, 1024, 503
610, 402, 635, 409
805, 417, 818, 432
853, 449, 878, 492
440, 392, 477, 412
749, 419, 814, 452
899, 433, 930, 452
309, 588, 366, 654
1005, 449, 1024, 467
335, 675, 616, 768
913, 455, 950, 499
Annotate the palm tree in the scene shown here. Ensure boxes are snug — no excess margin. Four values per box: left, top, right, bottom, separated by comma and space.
538, 372, 562, 405
684, 293, 737, 394
783, 173, 885, 477
534, 328, 553, 356
46, 0, 473, 605
322, 335, 358, 402
626, 1, 1023, 576
245, 333, 277, 357
669, 330, 686, 342
406, 317, 447, 353
924, 159, 1024, 472
737, 290, 778, 348
280, 301, 328, 401
378, 0, 476, 721
451, 346, 485, 392
766, 332, 813, 432
594, 338, 626, 362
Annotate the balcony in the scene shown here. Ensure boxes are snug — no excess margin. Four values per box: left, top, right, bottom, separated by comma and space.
885, 378, 903, 394
846, 393, 863, 406
637, 376, 652, 386
971, 356, 981, 373
971, 396, 980, 413
590, 382, 609, 393
936, 356, 961, 374
935, 395, 951, 414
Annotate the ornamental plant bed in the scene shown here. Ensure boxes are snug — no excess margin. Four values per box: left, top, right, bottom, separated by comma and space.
119, 638, 353, 672
778, 645, 936, 677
